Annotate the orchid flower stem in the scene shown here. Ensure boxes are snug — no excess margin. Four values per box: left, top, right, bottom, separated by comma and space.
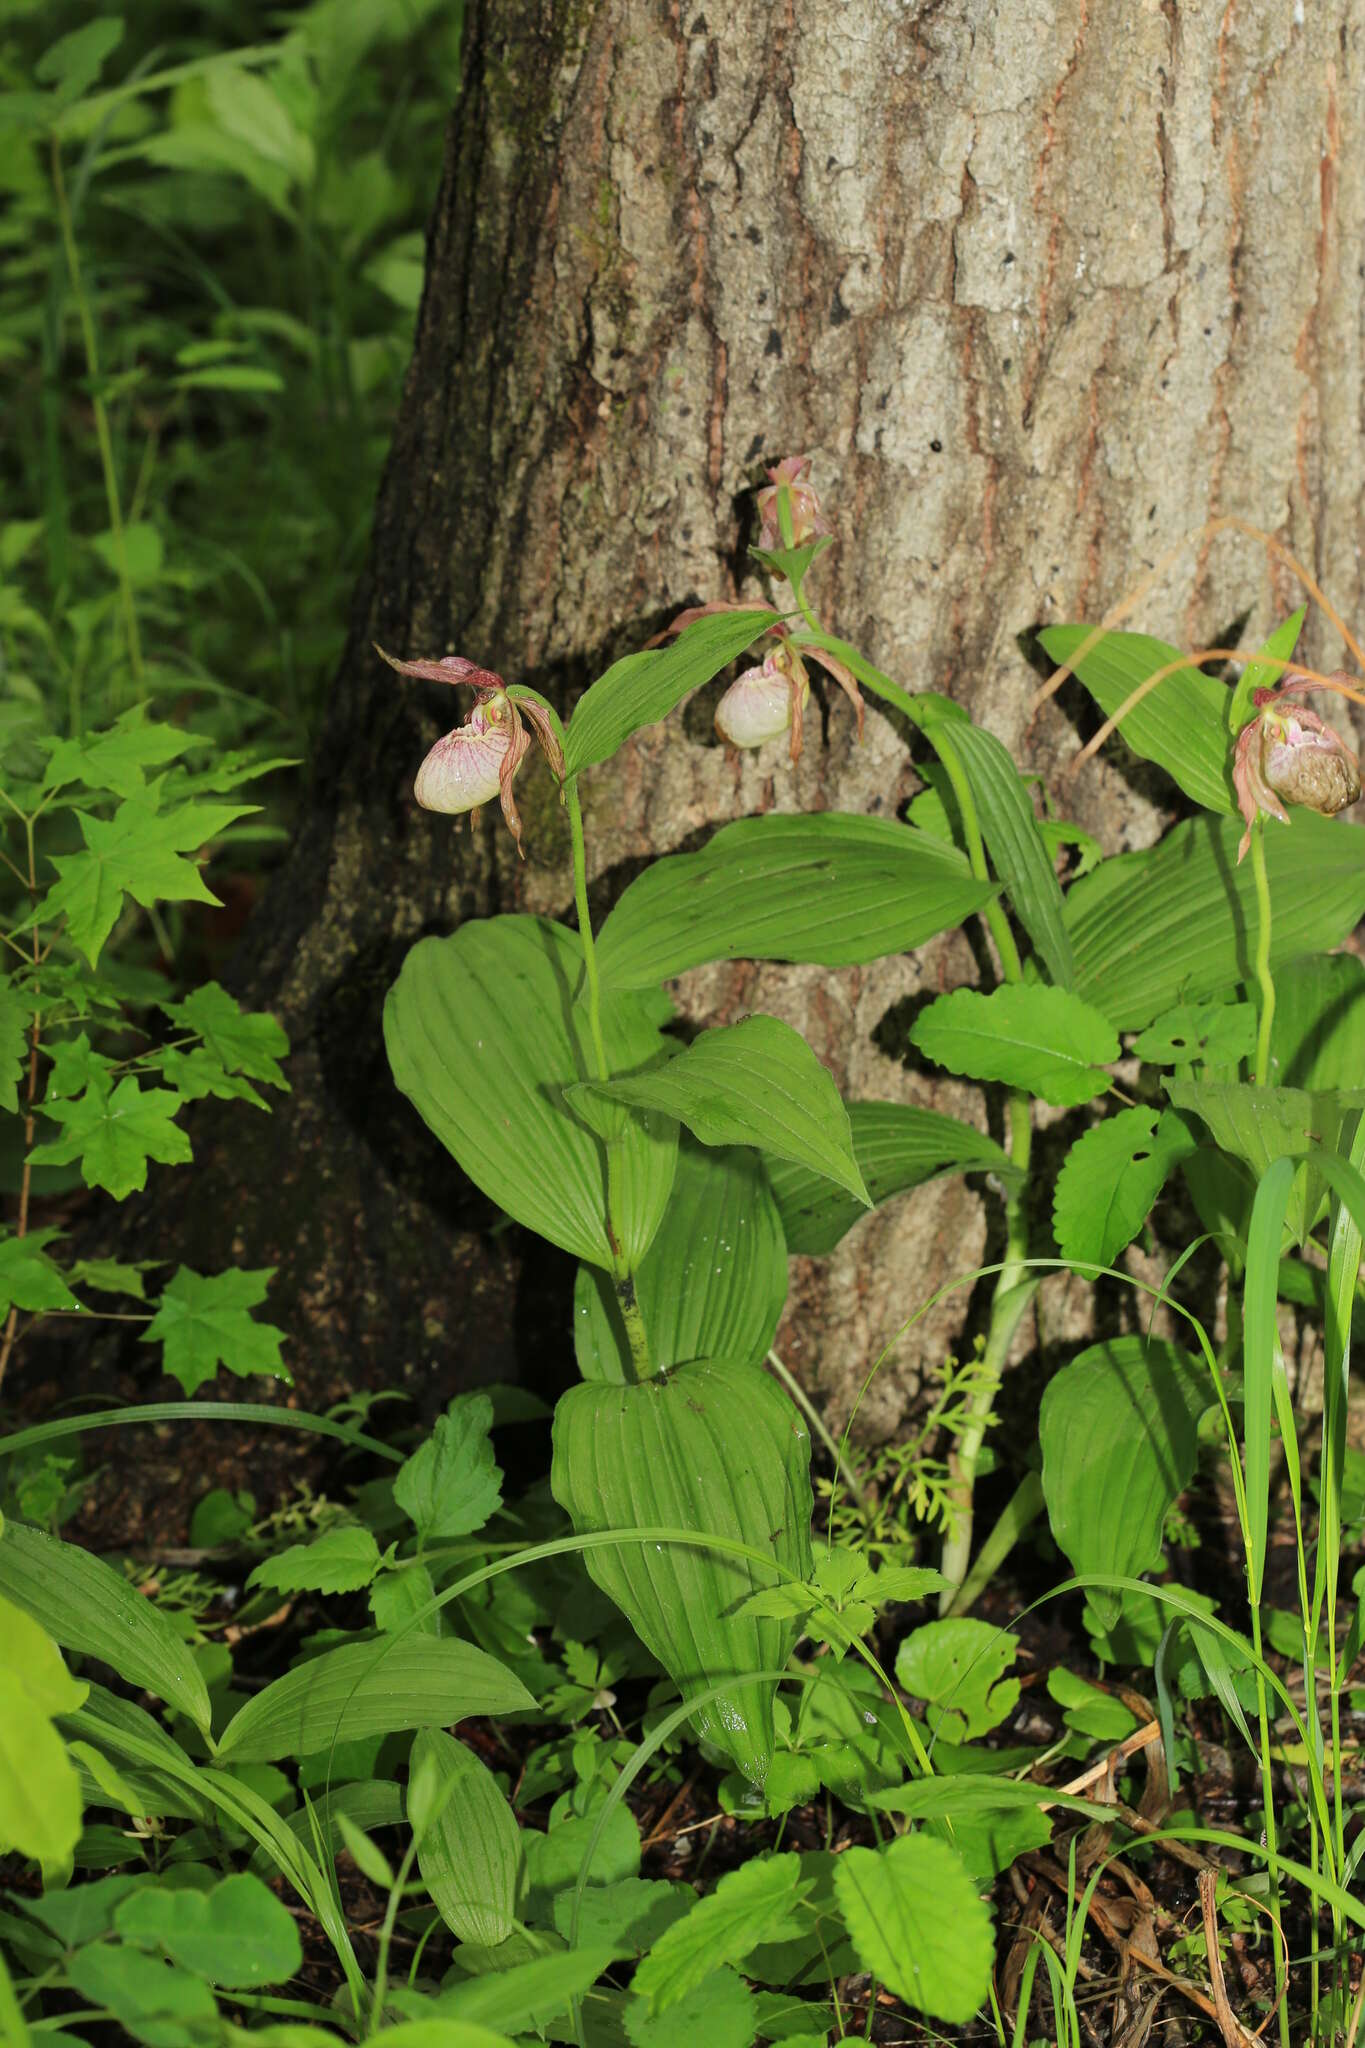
1250, 816, 1276, 1088
565, 773, 651, 1380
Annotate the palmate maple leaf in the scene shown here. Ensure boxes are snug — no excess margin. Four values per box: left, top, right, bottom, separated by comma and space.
142, 1266, 288, 1396
28, 1075, 191, 1198
36, 794, 255, 965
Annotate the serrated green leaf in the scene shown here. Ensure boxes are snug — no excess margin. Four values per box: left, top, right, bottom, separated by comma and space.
634, 1854, 809, 2013
1066, 810, 1365, 1029
625, 1967, 758, 2048
1038, 625, 1235, 813
911, 982, 1118, 1106
370, 1564, 438, 1636
410, 1728, 524, 1948
162, 981, 289, 1089
1052, 1107, 1195, 1268
944, 720, 1074, 985
386, 916, 676, 1268
156, 1045, 268, 1107
0, 977, 26, 1114
41, 707, 194, 800
1131, 999, 1257, 1068
576, 1014, 869, 1204
564, 609, 778, 776
37, 795, 254, 966
552, 1876, 694, 1956
764, 1099, 1013, 1256
114, 1871, 301, 1987
394, 1394, 502, 1540
247, 1525, 382, 1597
216, 1636, 535, 1764
595, 813, 994, 990
573, 1141, 788, 1381
0, 1229, 82, 1315
0, 1522, 211, 1731
894, 1618, 1019, 1744
141, 1265, 287, 1396
832, 1834, 994, 2025
1040, 1335, 1209, 1627
551, 1359, 813, 1784
27, 1075, 191, 1198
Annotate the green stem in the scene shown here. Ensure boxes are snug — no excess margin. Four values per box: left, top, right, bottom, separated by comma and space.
1250, 816, 1275, 1087
51, 138, 142, 691
367, 1836, 420, 2036
1249, 1599, 1291, 2048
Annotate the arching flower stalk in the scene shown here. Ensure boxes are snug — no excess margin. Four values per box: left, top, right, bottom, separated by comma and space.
755, 455, 829, 553
376, 647, 564, 858
1232, 672, 1361, 861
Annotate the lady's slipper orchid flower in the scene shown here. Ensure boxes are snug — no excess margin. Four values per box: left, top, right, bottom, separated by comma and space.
713, 631, 864, 762
756, 456, 830, 553
1232, 674, 1361, 861
376, 645, 564, 858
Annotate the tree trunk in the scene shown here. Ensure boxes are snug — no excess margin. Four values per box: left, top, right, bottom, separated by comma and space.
115, 0, 1365, 1434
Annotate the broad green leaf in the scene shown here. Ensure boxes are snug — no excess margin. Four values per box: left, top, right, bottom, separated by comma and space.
35, 19, 124, 104
246, 1526, 382, 1597
551, 1358, 813, 1784
267, 1780, 406, 1869
409, 1728, 523, 1948
552, 1877, 694, 1956
1052, 1107, 1195, 1268
216, 1636, 535, 1763
1268, 952, 1365, 1089
577, 1015, 869, 1204
394, 1393, 502, 1539
114, 1872, 301, 1986
869, 1773, 1108, 1823
66, 1943, 217, 2039
433, 1947, 617, 2033
370, 1564, 439, 1636
633, 1854, 809, 2013
371, 2027, 520, 2048
893, 1618, 1019, 1744
832, 1834, 994, 2025
1166, 1078, 1363, 1243
385, 917, 676, 1268
595, 814, 994, 990
564, 609, 777, 776
40, 707, 194, 800
27, 1076, 192, 1198
0, 1522, 211, 1731
1228, 607, 1305, 734
162, 981, 289, 1089
38, 796, 254, 966
0, 977, 26, 1113
525, 1792, 640, 1899
1131, 998, 1257, 1068
574, 1141, 787, 1381
625, 1970, 758, 2048
141, 1266, 287, 1396
910, 983, 1118, 1106
0, 1228, 82, 1315
205, 63, 314, 184
944, 720, 1074, 985
1038, 625, 1235, 813
1040, 1336, 1209, 1627
1047, 1668, 1139, 1741
1066, 810, 1365, 1029
764, 1100, 1013, 1256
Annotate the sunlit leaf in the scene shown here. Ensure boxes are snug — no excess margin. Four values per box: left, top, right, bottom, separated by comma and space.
911, 983, 1118, 1106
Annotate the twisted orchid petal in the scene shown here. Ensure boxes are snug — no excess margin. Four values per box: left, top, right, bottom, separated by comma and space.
1232, 675, 1360, 860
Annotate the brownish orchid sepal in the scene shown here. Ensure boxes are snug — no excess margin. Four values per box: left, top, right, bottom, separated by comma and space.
1232, 672, 1361, 861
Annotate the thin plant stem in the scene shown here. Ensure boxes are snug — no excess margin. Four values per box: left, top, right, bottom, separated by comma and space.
0, 810, 43, 1389
367, 1835, 420, 2035
1250, 1598, 1291, 2048
1250, 816, 1275, 1086
564, 772, 650, 1378
50, 138, 142, 688
765, 1346, 874, 1534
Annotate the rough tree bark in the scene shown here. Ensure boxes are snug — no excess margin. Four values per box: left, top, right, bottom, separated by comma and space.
110, 0, 1365, 1437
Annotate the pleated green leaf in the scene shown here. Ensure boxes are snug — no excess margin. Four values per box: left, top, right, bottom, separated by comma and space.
911, 983, 1118, 1107
1066, 810, 1365, 1030
385, 916, 676, 1267
944, 721, 1073, 985
1166, 1077, 1365, 1246
1040, 1336, 1209, 1627
1038, 625, 1235, 814
550, 1359, 813, 1784
0, 1521, 211, 1733
594, 813, 994, 990
564, 609, 778, 775
1268, 952, 1365, 1090
410, 1728, 523, 1948
576, 1014, 869, 1203
216, 1637, 534, 1764
831, 1834, 994, 2026
574, 1141, 788, 1381
765, 1100, 1013, 1255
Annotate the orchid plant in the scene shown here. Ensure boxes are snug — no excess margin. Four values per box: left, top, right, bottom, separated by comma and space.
381, 478, 1365, 2043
